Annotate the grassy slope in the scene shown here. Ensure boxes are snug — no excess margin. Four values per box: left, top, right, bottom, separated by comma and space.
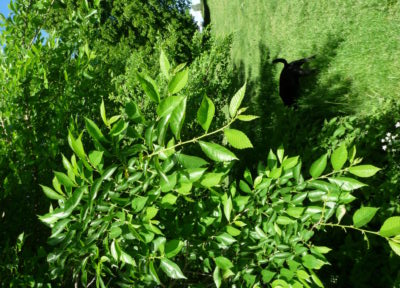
208, 0, 400, 160
209, 0, 400, 115
208, 1, 400, 287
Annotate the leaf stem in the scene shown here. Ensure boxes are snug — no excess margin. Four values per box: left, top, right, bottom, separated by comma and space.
145, 117, 236, 159
319, 222, 382, 237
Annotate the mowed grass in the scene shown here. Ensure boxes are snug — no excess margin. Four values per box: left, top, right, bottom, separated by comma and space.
208, 0, 400, 117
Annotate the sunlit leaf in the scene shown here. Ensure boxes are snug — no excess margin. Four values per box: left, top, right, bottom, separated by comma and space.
380, 217, 400, 237
197, 94, 215, 132
168, 69, 188, 95
224, 129, 253, 149
215, 256, 233, 270
229, 82, 246, 117
331, 144, 347, 171
40, 185, 65, 200
348, 165, 381, 178
160, 258, 186, 279
199, 141, 238, 162
353, 207, 379, 228
160, 49, 170, 79
309, 154, 327, 178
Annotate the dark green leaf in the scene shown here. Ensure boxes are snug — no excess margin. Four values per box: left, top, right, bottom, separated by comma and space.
165, 239, 184, 258
137, 73, 160, 103
85, 117, 107, 143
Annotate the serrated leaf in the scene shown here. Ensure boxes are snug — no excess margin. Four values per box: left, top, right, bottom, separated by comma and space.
168, 69, 188, 95
197, 94, 215, 132
224, 196, 232, 222
309, 154, 327, 178
215, 256, 233, 270
331, 144, 347, 171
229, 82, 246, 117
224, 129, 253, 149
199, 141, 238, 162
328, 177, 366, 191
237, 115, 259, 121
380, 217, 400, 237
157, 95, 185, 118
353, 207, 379, 228
348, 165, 381, 178
176, 153, 208, 169
160, 258, 186, 279
165, 239, 184, 258
160, 49, 170, 79
40, 185, 65, 200
137, 73, 160, 103
170, 97, 187, 139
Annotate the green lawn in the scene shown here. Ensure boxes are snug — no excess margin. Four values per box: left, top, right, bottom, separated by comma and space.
209, 0, 400, 116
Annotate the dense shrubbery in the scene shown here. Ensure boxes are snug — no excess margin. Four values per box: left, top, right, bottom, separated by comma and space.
1, 0, 400, 287
38, 54, 400, 287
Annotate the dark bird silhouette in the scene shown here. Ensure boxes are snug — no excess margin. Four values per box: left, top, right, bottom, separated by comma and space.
273, 56, 315, 107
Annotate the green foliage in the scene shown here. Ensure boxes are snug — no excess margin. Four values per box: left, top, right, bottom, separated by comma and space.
40, 58, 399, 287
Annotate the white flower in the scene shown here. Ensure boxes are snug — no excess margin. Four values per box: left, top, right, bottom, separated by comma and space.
396, 122, 400, 128
387, 132, 391, 137
381, 138, 385, 143
382, 145, 387, 151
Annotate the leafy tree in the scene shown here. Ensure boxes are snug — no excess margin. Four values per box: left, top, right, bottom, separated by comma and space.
0, 0, 197, 284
